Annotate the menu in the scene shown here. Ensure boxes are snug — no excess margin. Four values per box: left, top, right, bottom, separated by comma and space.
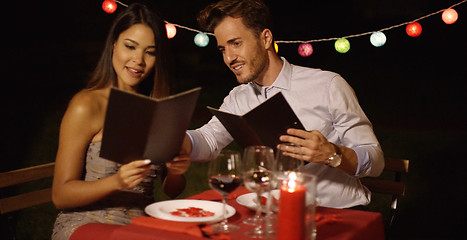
208, 92, 304, 150
100, 87, 201, 164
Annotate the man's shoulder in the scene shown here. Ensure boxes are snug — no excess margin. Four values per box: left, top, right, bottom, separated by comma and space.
291, 64, 340, 80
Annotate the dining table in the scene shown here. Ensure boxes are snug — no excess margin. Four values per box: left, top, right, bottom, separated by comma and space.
70, 187, 385, 240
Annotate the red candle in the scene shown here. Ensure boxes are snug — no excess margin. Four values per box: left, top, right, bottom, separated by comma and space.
277, 178, 306, 240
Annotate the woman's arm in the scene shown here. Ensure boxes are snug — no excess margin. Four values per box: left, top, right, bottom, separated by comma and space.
52, 91, 152, 209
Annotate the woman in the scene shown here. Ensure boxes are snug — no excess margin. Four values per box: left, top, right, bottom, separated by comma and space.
51, 3, 190, 240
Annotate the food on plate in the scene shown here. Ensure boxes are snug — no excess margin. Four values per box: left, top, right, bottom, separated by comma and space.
170, 207, 215, 217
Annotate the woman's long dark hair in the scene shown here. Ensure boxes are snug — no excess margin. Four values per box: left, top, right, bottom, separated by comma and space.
87, 3, 171, 98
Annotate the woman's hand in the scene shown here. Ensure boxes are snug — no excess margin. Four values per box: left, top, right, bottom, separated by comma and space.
115, 159, 152, 190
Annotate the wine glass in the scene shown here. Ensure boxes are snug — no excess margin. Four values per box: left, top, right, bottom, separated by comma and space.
272, 143, 305, 214
267, 142, 306, 232
276, 142, 305, 173
207, 149, 243, 233
242, 145, 275, 238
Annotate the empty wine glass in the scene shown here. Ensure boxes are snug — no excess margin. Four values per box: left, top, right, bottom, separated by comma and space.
207, 149, 243, 233
276, 142, 305, 173
265, 142, 306, 234
242, 145, 275, 238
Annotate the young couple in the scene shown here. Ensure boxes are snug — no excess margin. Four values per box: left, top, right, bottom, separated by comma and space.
52, 1, 383, 239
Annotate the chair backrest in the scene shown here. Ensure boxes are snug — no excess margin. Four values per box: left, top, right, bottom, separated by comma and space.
0, 162, 55, 214
360, 158, 409, 196
360, 157, 409, 226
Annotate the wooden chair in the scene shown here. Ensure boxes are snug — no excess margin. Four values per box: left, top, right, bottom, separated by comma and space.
360, 157, 409, 226
0, 162, 55, 215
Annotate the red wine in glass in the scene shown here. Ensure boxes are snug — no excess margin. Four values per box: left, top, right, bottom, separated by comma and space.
209, 175, 242, 195
207, 150, 243, 233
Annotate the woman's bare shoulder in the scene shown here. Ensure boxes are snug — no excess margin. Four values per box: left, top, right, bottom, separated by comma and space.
69, 88, 108, 112
63, 88, 109, 123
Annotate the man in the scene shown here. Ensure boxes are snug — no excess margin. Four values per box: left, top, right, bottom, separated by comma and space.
183, 0, 384, 208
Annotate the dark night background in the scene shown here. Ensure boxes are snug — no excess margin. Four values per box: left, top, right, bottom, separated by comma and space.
1, 0, 466, 239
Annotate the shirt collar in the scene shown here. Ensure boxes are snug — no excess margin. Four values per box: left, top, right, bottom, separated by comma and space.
249, 57, 292, 93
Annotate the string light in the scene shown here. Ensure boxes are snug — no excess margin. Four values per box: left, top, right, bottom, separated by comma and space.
104, 0, 466, 54
442, 8, 459, 24
194, 33, 209, 47
165, 23, 177, 39
406, 22, 422, 37
370, 31, 387, 47
335, 38, 350, 53
298, 43, 313, 57
102, 0, 117, 14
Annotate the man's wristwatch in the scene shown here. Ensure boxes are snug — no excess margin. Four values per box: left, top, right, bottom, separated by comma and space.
327, 143, 342, 168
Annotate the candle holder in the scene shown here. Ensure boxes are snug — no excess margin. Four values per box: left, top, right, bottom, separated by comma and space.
275, 171, 317, 240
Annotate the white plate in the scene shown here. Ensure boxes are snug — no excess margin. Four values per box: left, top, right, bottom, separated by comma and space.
236, 192, 258, 211
236, 190, 319, 212
236, 190, 280, 212
145, 199, 235, 223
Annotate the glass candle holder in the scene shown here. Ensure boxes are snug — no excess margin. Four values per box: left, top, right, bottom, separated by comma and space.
275, 171, 317, 240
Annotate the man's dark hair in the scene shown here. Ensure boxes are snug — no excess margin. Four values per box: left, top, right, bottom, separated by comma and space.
197, 0, 274, 37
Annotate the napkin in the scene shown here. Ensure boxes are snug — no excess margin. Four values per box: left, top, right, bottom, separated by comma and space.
187, 187, 251, 201
131, 216, 231, 239
315, 212, 342, 227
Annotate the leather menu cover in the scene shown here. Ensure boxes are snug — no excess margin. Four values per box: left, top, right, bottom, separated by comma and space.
208, 92, 304, 150
100, 87, 201, 164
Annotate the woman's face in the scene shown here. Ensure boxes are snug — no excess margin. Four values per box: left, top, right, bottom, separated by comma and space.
112, 23, 156, 92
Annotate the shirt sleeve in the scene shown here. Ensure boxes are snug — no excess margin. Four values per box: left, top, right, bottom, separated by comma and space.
185, 86, 254, 162
186, 116, 233, 162
328, 75, 384, 177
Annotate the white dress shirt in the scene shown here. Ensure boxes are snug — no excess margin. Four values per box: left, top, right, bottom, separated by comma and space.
187, 58, 384, 208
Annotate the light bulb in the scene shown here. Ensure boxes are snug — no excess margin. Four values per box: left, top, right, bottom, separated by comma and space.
370, 31, 387, 47
298, 43, 313, 57
102, 0, 117, 14
194, 33, 209, 47
406, 22, 422, 37
335, 38, 350, 53
165, 23, 177, 39
442, 8, 458, 24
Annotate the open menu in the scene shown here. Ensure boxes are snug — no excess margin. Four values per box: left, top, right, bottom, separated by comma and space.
207, 92, 304, 150
100, 87, 201, 164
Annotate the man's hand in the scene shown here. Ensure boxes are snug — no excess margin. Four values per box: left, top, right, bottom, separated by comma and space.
278, 129, 336, 164
166, 155, 191, 176
278, 128, 358, 174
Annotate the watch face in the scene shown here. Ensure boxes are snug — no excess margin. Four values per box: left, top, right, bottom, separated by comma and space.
327, 143, 342, 167
329, 154, 342, 168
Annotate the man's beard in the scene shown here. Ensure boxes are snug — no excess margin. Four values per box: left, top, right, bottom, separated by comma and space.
235, 45, 268, 84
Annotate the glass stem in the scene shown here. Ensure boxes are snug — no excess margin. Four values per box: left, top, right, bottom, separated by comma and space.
221, 194, 228, 226
254, 190, 263, 219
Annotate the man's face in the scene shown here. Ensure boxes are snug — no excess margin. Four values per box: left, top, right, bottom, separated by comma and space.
214, 16, 268, 84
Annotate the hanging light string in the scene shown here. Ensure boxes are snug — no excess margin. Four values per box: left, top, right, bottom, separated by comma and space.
106, 0, 464, 52
168, 23, 214, 36
111, 0, 465, 42
115, 0, 127, 8
276, 0, 466, 44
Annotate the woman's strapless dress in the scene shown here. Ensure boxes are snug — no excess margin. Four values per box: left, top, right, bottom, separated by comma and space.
52, 142, 162, 240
